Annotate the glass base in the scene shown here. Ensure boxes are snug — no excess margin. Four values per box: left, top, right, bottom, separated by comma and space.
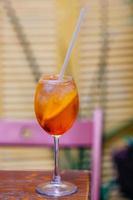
36, 181, 77, 197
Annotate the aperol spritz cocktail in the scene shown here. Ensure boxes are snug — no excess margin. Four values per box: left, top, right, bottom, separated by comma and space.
34, 74, 79, 136
34, 74, 79, 197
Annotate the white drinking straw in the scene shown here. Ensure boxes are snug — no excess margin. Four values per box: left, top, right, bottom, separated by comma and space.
59, 7, 87, 81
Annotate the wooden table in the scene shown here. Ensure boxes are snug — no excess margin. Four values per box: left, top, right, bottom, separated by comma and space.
0, 170, 90, 199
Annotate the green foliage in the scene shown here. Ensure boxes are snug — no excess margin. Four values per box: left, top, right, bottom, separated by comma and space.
60, 148, 90, 170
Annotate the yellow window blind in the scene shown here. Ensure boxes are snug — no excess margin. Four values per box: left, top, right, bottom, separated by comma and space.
0, 0, 57, 118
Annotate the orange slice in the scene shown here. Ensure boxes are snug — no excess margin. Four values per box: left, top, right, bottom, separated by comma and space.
43, 90, 77, 120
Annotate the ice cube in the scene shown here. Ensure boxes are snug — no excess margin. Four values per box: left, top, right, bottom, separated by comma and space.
45, 83, 54, 92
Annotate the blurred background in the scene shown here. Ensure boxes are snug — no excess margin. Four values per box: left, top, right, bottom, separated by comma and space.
0, 0, 133, 199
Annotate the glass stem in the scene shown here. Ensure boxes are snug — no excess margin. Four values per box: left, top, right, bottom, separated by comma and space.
52, 136, 61, 184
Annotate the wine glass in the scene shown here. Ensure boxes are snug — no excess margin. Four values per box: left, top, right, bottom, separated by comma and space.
34, 74, 79, 197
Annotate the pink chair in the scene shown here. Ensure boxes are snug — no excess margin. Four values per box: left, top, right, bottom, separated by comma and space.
0, 108, 103, 200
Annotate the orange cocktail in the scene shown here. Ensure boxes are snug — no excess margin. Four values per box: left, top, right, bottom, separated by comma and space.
34, 74, 79, 135
34, 74, 79, 197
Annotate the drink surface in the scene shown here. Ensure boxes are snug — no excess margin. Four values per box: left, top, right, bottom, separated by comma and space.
34, 75, 79, 135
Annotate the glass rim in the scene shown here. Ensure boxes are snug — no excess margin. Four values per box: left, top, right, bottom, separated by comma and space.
39, 74, 73, 84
